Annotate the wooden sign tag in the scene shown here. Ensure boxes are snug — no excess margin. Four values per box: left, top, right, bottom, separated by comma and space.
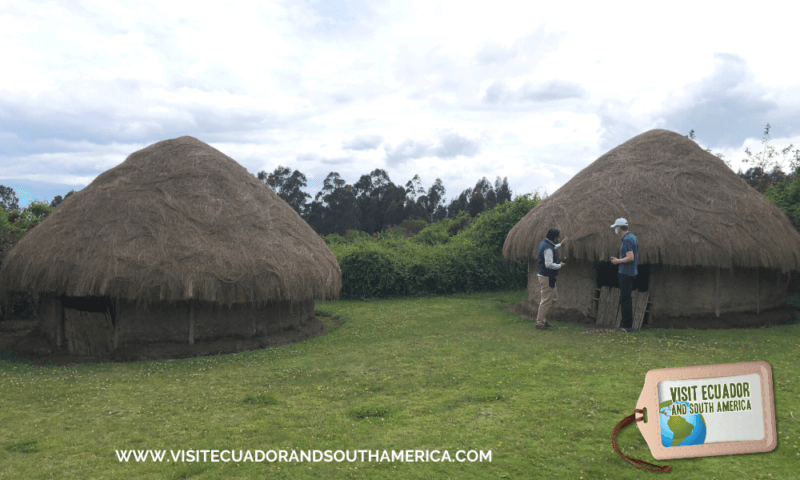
611, 361, 778, 472
635, 361, 777, 460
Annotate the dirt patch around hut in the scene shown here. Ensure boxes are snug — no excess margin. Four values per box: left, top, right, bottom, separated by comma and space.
0, 312, 342, 366
506, 300, 799, 331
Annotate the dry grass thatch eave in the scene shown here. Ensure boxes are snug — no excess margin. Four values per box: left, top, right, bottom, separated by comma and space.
502, 129, 800, 273
0, 136, 342, 306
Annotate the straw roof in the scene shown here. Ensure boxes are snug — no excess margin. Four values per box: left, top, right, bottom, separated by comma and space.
503, 129, 800, 273
0, 136, 341, 305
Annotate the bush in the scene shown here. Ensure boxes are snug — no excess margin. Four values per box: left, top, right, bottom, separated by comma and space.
411, 218, 454, 246
461, 195, 541, 255
323, 229, 374, 246
398, 217, 428, 237
328, 195, 539, 299
338, 245, 400, 298
764, 175, 800, 230
323, 232, 347, 245
447, 210, 473, 236
344, 229, 373, 243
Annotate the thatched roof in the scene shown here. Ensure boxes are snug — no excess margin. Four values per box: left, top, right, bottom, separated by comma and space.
503, 129, 800, 273
0, 136, 341, 305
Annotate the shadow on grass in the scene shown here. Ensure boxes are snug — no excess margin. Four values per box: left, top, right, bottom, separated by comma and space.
244, 393, 279, 406
350, 405, 391, 419
5, 440, 39, 453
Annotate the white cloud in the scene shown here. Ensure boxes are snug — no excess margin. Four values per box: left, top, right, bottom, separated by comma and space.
342, 134, 384, 150
1, 0, 799, 209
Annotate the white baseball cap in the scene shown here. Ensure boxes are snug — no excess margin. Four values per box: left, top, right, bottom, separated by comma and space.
610, 218, 628, 228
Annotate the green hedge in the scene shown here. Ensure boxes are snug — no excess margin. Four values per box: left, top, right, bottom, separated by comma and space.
327, 195, 540, 299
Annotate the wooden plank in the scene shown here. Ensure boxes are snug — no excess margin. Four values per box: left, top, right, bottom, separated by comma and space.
631, 292, 650, 331
64, 308, 114, 356
608, 287, 622, 327
596, 286, 620, 327
597, 287, 649, 330
595, 287, 609, 326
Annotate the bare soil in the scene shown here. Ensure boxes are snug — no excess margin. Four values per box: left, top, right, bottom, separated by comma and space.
0, 313, 341, 366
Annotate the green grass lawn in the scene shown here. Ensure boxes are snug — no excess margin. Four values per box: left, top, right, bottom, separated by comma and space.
1, 289, 799, 479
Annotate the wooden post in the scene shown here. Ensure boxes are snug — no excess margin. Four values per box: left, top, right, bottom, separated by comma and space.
715, 266, 720, 318
189, 300, 196, 345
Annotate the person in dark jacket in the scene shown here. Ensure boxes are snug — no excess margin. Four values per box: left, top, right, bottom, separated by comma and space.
610, 218, 639, 332
535, 229, 568, 331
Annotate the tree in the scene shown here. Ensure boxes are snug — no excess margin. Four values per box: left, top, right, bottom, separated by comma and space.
738, 166, 789, 194
0, 185, 19, 212
257, 166, 311, 217
303, 172, 362, 235
494, 176, 513, 205
418, 178, 447, 223
446, 190, 470, 219
404, 174, 425, 202
321, 184, 361, 235
467, 178, 491, 217
741, 123, 800, 177
50, 189, 77, 208
349, 169, 408, 235
352, 172, 381, 234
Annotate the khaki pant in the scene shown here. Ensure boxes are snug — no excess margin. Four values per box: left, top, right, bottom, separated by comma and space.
536, 275, 558, 326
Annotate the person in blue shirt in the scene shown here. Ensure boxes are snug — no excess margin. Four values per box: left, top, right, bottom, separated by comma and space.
536, 229, 568, 331
610, 218, 638, 332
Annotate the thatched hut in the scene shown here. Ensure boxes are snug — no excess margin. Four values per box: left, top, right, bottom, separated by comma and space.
0, 136, 341, 358
503, 129, 800, 327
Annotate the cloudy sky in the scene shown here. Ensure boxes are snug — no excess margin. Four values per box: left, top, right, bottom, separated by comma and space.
2, 0, 800, 209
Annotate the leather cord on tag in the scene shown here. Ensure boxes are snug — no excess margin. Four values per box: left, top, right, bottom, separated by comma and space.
612, 409, 672, 473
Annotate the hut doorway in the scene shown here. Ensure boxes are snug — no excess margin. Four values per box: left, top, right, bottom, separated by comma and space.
60, 296, 115, 356
594, 262, 651, 326
594, 261, 650, 292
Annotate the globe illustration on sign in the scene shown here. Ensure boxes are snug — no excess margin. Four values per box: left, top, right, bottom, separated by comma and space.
659, 400, 706, 447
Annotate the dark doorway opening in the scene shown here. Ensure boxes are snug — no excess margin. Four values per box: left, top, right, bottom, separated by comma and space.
594, 261, 650, 291
594, 262, 652, 324
60, 296, 115, 323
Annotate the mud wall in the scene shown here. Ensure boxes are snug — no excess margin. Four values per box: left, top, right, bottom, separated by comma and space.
649, 266, 789, 319
526, 263, 792, 323
192, 299, 315, 341
115, 298, 315, 346
527, 260, 597, 318
115, 300, 190, 344
21, 294, 317, 352
34, 294, 63, 346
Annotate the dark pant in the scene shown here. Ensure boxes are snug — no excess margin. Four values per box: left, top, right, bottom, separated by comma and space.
618, 273, 636, 329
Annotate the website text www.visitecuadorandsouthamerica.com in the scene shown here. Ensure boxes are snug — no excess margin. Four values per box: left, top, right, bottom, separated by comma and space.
116, 449, 492, 463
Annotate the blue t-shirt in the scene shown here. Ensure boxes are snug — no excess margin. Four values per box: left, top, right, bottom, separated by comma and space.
619, 232, 638, 276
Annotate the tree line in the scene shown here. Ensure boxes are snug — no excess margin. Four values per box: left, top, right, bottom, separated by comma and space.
258, 168, 513, 236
